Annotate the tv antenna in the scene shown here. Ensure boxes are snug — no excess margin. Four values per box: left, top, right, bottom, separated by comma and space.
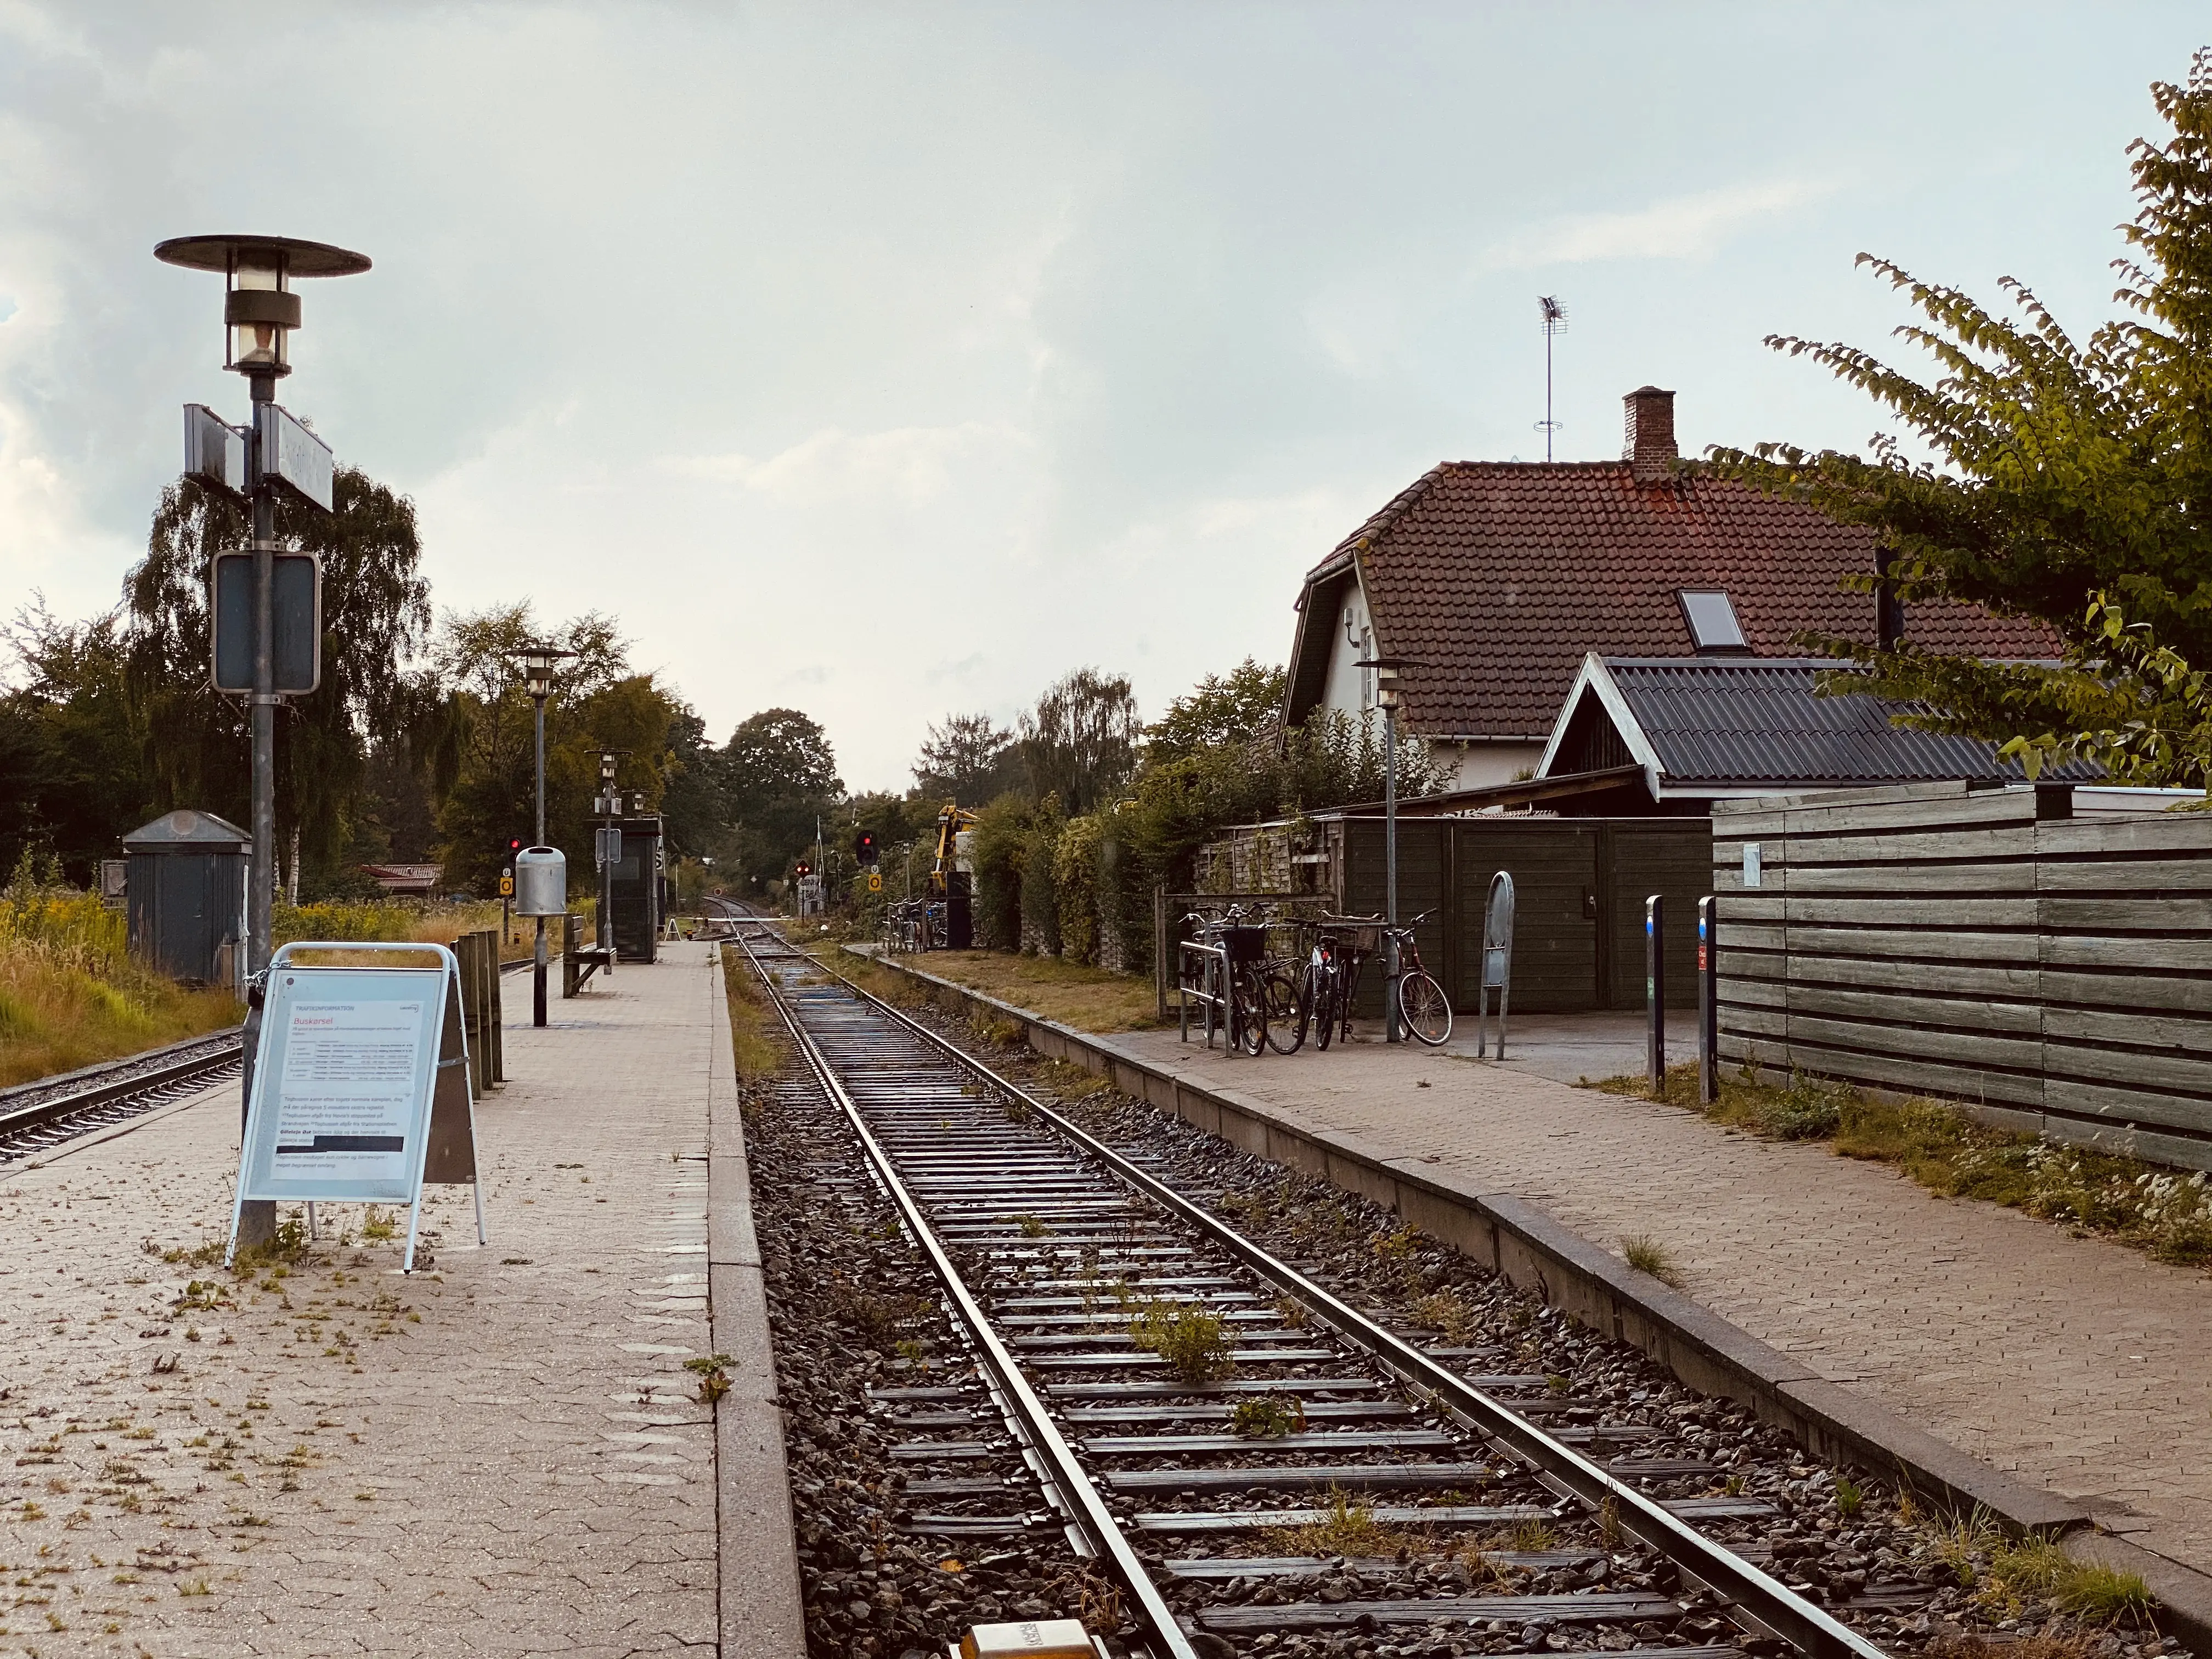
1536, 295, 1567, 461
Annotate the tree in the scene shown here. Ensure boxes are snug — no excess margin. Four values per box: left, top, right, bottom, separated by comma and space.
1716, 52, 2212, 751
1146, 659, 1286, 764
123, 469, 433, 896
913, 712, 1017, 804
1019, 668, 1141, 815
2, 599, 149, 882
724, 708, 842, 891
1997, 593, 2212, 794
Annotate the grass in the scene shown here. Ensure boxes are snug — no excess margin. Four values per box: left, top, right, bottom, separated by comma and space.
1982, 1537, 2155, 1627
1620, 1234, 1683, 1286
1125, 1297, 1234, 1384
720, 946, 792, 1083
871, 947, 1164, 1033
0, 870, 240, 1087
1591, 1061, 2212, 1269
1229, 1392, 1306, 1438
1263, 1489, 1429, 1558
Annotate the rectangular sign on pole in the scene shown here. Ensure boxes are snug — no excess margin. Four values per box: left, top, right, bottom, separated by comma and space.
255, 402, 336, 513
184, 404, 247, 500
210, 549, 321, 695
229, 942, 487, 1272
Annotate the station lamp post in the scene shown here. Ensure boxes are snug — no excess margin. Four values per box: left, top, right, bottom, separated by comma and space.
516, 644, 574, 1027
157, 233, 368, 1251
1356, 657, 1427, 1043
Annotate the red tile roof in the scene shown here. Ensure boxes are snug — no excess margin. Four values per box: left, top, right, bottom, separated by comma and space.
1288, 461, 2056, 738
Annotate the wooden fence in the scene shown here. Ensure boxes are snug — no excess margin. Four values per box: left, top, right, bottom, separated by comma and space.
1712, 780, 2212, 1172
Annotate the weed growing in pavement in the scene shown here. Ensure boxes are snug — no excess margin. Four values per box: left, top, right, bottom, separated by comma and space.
1923, 1508, 2005, 1589
359, 1207, 396, 1242
1592, 1062, 2212, 1268
1126, 1298, 1233, 1384
1620, 1235, 1683, 1286
1264, 1489, 1426, 1558
1228, 1393, 1306, 1439
685, 1355, 734, 1405
1833, 1471, 1864, 1518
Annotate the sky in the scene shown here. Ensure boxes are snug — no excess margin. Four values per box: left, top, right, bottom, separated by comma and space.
2, 3, 2207, 792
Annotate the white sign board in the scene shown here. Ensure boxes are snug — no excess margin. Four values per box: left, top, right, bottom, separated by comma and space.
1742, 842, 1763, 888
230, 943, 486, 1271
256, 402, 335, 512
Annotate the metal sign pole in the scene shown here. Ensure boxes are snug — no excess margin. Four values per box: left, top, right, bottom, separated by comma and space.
239, 365, 280, 1251
533, 692, 549, 1028
1698, 895, 1719, 1104
1384, 701, 1401, 1044
1646, 894, 1666, 1094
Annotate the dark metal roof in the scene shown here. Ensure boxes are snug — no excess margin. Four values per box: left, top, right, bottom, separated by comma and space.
1600, 659, 2102, 787
122, 810, 251, 852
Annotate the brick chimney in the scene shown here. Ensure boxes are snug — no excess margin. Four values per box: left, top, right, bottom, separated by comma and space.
1623, 386, 1677, 482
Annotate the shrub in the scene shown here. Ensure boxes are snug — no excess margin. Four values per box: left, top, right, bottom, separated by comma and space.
968, 793, 1032, 950
1053, 814, 1102, 966
1018, 795, 1064, 955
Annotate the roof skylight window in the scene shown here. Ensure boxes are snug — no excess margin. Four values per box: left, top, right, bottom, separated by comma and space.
1678, 588, 1750, 653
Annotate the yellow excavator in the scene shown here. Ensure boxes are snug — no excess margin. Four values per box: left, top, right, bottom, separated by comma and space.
927, 802, 978, 948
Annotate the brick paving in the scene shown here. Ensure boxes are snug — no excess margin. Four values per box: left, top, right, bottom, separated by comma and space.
0, 946, 721, 1657
1115, 1024, 2212, 1582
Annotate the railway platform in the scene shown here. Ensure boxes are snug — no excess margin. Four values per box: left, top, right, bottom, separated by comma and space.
864, 947, 2212, 1639
0, 940, 794, 1657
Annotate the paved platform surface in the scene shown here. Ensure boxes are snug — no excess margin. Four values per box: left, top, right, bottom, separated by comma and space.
0, 946, 721, 1657
1116, 1023, 2212, 1583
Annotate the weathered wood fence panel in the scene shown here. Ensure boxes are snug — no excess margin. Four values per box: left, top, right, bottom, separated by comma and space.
1713, 780, 2212, 1171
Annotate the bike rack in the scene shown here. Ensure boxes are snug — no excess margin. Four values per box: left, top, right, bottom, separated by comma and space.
1176, 939, 1231, 1049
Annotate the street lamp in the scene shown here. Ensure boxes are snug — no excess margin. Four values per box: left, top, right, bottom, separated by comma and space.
1356, 657, 1427, 1043
514, 643, 574, 1027
157, 233, 368, 1251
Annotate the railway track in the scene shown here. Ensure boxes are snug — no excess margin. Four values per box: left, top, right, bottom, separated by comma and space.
0, 953, 535, 1167
725, 917, 1901, 1659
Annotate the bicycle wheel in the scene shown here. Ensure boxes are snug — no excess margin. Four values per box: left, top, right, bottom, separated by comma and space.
1235, 974, 1268, 1055
1399, 970, 1453, 1047
1265, 966, 1305, 1054
1312, 966, 1336, 1050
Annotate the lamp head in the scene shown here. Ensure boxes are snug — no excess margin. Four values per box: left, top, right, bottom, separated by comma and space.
155, 235, 370, 380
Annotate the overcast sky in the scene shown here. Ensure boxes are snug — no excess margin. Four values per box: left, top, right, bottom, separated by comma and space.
3, 4, 2205, 791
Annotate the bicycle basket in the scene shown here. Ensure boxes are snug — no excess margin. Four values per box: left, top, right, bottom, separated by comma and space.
1220, 923, 1271, 964
1333, 923, 1381, 954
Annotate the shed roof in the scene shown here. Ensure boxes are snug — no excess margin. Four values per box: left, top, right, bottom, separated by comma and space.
1285, 461, 2056, 738
121, 810, 250, 853
1539, 657, 2102, 793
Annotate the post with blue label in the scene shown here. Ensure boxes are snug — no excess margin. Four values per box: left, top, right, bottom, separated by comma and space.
1645, 894, 1666, 1095
1697, 895, 1719, 1105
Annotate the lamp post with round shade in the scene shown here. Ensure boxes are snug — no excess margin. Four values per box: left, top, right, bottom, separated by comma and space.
155, 234, 369, 1249
516, 645, 574, 1027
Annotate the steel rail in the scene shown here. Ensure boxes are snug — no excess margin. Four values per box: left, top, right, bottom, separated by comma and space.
804, 945, 1888, 1659
0, 952, 537, 1148
731, 930, 1200, 1659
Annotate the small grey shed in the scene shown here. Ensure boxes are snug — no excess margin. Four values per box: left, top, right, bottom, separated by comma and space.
122, 810, 249, 990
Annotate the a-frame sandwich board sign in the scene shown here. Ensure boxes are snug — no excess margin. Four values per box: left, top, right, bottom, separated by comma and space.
228, 941, 488, 1273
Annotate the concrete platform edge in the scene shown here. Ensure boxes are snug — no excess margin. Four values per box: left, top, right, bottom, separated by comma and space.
847, 953, 2144, 1555
710, 946, 808, 1658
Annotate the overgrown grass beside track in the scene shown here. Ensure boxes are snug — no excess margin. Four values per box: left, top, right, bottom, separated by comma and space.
856, 946, 1162, 1032
719, 945, 791, 1084
0, 867, 239, 1086
1595, 1064, 2212, 1269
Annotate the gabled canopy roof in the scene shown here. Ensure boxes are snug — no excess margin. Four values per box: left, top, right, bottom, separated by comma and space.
1284, 461, 2055, 739
121, 809, 250, 853
1536, 656, 2102, 799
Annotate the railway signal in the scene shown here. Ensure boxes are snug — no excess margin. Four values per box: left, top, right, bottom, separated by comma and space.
855, 829, 878, 867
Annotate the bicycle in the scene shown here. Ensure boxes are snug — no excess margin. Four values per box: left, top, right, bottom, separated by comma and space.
1388, 909, 1453, 1046
1181, 907, 1272, 1056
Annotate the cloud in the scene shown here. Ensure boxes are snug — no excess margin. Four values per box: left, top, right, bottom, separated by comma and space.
1474, 178, 1832, 272
657, 421, 1036, 507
